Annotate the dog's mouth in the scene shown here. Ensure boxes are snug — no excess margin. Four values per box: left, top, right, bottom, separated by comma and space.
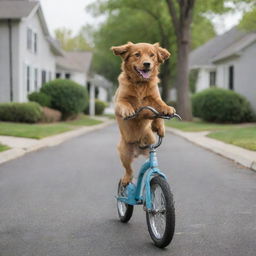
135, 67, 151, 79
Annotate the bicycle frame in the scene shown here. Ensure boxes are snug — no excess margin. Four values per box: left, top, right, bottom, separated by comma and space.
117, 148, 167, 211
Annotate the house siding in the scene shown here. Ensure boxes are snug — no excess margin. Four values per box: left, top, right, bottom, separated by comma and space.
0, 20, 19, 103
0, 20, 11, 102
235, 43, 256, 111
19, 11, 56, 102
55, 68, 87, 87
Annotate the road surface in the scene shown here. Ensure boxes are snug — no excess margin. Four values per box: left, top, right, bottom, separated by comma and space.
0, 124, 256, 256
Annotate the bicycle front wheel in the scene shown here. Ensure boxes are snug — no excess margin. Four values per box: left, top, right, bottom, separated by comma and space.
146, 176, 175, 248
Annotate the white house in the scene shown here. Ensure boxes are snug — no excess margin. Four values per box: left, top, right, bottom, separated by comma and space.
55, 51, 92, 87
0, 0, 64, 103
189, 27, 256, 112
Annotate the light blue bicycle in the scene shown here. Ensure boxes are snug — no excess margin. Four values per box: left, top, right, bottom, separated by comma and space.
116, 106, 181, 248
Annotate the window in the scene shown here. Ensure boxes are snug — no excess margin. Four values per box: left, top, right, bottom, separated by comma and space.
42, 70, 46, 85
209, 71, 216, 86
229, 66, 234, 90
27, 66, 30, 92
65, 73, 71, 79
34, 68, 38, 91
27, 28, 32, 50
56, 73, 61, 79
34, 33, 37, 53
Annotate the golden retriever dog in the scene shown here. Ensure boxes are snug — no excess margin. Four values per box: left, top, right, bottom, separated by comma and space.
111, 42, 175, 185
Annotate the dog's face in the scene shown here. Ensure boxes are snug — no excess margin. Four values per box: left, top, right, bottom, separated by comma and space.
111, 42, 170, 81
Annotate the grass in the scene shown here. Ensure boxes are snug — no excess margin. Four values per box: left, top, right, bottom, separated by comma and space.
0, 115, 102, 139
66, 115, 102, 126
0, 143, 10, 152
208, 126, 256, 151
102, 113, 116, 119
165, 119, 238, 132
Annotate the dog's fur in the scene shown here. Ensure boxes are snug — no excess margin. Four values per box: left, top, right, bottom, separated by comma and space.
111, 42, 175, 185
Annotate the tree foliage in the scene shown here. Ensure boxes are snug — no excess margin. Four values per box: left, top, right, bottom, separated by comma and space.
54, 27, 92, 51
239, 3, 256, 31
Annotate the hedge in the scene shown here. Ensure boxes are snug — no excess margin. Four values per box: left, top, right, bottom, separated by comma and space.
192, 88, 254, 123
0, 102, 42, 123
84, 99, 108, 115
40, 79, 88, 119
28, 91, 51, 107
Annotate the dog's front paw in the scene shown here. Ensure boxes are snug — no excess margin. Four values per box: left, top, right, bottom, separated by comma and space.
161, 105, 176, 116
119, 107, 135, 119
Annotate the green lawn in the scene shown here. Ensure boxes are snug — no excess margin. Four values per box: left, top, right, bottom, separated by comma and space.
66, 115, 102, 126
0, 115, 102, 139
0, 143, 10, 152
165, 119, 238, 132
208, 126, 256, 151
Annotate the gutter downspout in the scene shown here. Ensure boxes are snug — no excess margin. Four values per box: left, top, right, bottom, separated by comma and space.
8, 19, 13, 102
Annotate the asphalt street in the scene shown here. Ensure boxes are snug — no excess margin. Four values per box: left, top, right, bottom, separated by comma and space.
0, 124, 256, 256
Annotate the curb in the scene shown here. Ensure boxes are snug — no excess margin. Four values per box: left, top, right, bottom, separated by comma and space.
166, 127, 256, 172
0, 120, 115, 166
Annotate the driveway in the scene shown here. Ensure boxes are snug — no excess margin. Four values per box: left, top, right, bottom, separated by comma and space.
0, 124, 255, 256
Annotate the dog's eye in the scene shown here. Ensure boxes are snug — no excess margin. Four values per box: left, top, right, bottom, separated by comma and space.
135, 53, 141, 57
150, 53, 155, 57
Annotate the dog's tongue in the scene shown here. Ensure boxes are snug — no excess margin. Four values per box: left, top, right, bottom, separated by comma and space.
139, 70, 150, 79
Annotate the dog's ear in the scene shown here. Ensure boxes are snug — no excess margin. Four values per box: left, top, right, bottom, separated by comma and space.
154, 43, 171, 63
111, 42, 133, 60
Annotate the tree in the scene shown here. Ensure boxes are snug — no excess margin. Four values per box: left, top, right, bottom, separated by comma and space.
54, 27, 92, 51
239, 4, 256, 31
87, 0, 216, 102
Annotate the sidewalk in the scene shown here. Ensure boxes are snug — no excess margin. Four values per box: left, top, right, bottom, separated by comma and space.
166, 127, 256, 172
0, 119, 115, 165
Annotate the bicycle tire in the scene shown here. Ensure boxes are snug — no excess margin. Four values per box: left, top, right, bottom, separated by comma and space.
146, 176, 175, 248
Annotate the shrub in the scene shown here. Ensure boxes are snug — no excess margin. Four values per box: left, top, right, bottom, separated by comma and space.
28, 91, 51, 107
0, 102, 42, 123
95, 100, 108, 115
40, 107, 62, 123
40, 79, 88, 119
192, 88, 254, 123
84, 99, 108, 115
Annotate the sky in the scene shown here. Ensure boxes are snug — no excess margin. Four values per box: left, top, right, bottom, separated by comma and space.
40, 0, 244, 37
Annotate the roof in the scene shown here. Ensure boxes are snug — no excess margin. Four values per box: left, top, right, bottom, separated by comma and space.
189, 27, 256, 68
56, 51, 93, 74
90, 74, 112, 89
0, 1, 39, 19
0, 1, 63, 56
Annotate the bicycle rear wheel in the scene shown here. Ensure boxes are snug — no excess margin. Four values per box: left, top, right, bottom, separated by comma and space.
146, 176, 175, 248
117, 180, 134, 223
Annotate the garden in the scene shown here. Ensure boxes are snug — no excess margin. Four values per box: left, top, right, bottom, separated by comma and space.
0, 79, 109, 148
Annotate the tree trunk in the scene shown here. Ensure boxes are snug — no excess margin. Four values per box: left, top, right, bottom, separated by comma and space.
176, 29, 193, 120
160, 59, 170, 102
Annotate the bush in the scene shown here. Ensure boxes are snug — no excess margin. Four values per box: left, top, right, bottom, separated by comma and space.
41, 79, 88, 119
40, 107, 62, 123
192, 88, 254, 123
95, 100, 108, 115
84, 99, 108, 115
28, 91, 51, 107
0, 102, 42, 123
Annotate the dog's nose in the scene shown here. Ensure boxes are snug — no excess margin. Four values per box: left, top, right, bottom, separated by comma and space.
143, 62, 151, 68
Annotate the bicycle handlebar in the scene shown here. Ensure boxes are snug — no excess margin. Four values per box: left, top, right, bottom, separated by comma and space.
123, 106, 182, 150
124, 106, 182, 121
